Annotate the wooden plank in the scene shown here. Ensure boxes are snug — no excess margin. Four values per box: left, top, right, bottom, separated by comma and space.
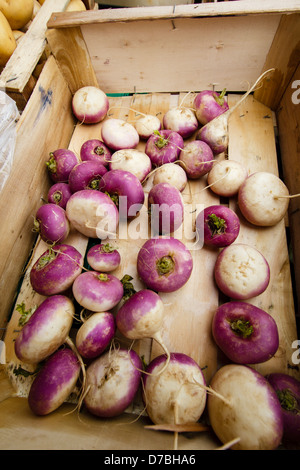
254, 13, 300, 111
227, 94, 299, 379
46, 26, 99, 94
0, 55, 75, 334
0, 0, 70, 108
276, 64, 300, 321
47, 1, 300, 29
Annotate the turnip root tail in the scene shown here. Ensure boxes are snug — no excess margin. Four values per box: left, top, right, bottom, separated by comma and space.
216, 437, 241, 450
192, 379, 232, 407
64, 336, 87, 413
273, 193, 300, 199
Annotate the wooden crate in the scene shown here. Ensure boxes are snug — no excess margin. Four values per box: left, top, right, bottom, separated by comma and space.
0, 1, 299, 451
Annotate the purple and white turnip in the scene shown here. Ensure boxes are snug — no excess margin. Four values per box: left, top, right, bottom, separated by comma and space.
212, 301, 279, 364
196, 204, 240, 247
207, 159, 248, 197
137, 237, 193, 293
72, 86, 109, 124
135, 113, 161, 139
194, 88, 229, 126
80, 138, 111, 167
68, 160, 107, 193
76, 312, 116, 359
87, 243, 121, 272
108, 148, 152, 183
33, 203, 70, 244
46, 149, 79, 183
101, 118, 139, 151
148, 182, 184, 235
163, 107, 198, 139
47, 183, 72, 209
179, 140, 214, 179
145, 130, 184, 167
152, 162, 187, 192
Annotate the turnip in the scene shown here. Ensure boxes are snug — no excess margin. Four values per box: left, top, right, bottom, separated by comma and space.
207, 159, 248, 197
152, 162, 187, 192
46, 148, 79, 183
214, 243, 270, 300
47, 182, 72, 209
238, 171, 290, 226
28, 347, 81, 416
142, 353, 207, 426
80, 139, 111, 167
212, 301, 279, 364
108, 148, 152, 183
196, 69, 274, 155
30, 244, 83, 296
101, 118, 139, 151
116, 289, 170, 371
87, 243, 121, 272
163, 107, 198, 139
137, 237, 193, 293
179, 140, 214, 179
148, 182, 184, 235
33, 203, 70, 245
207, 364, 283, 450
196, 204, 240, 247
68, 160, 107, 193
145, 130, 184, 167
98, 169, 145, 218
83, 348, 142, 418
72, 271, 124, 312
267, 372, 300, 445
72, 86, 109, 124
76, 312, 116, 359
135, 114, 161, 139
14, 295, 75, 364
194, 88, 229, 126
66, 189, 119, 239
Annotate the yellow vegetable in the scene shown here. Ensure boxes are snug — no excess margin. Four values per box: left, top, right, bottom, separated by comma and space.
12, 29, 25, 44
0, 0, 34, 30
66, 0, 86, 11
0, 10, 16, 67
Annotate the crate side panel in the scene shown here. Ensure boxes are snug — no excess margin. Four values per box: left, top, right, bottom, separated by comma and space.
80, 14, 281, 94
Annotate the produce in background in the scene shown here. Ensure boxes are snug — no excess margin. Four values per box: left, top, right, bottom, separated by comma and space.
135, 113, 161, 140
83, 348, 142, 418
207, 159, 248, 197
108, 148, 152, 183
33, 203, 70, 244
46, 148, 79, 183
66, 0, 86, 11
196, 204, 240, 248
47, 182, 72, 209
76, 312, 116, 360
0, 10, 16, 67
152, 162, 187, 192
212, 301, 279, 364
214, 243, 270, 300
179, 140, 214, 179
101, 117, 139, 150
194, 88, 229, 126
145, 130, 184, 167
207, 364, 284, 450
68, 160, 108, 192
87, 243, 121, 272
72, 86, 109, 124
80, 138, 111, 168
0, 0, 33, 30
163, 106, 198, 139
148, 182, 184, 235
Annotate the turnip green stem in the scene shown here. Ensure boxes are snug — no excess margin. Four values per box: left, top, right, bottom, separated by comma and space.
98, 273, 109, 282
207, 213, 226, 236
276, 388, 299, 413
153, 130, 169, 149
45, 153, 56, 173
94, 146, 104, 155
214, 88, 227, 106
156, 255, 175, 275
230, 319, 253, 338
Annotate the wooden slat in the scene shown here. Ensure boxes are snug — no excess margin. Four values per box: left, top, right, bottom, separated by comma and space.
227, 94, 299, 379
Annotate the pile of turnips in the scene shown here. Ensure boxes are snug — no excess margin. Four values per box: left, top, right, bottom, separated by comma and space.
12, 80, 299, 450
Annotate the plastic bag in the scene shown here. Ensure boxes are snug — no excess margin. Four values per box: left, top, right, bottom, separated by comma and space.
0, 90, 20, 193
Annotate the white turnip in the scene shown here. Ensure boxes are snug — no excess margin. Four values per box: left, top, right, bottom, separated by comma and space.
80, 139, 111, 167
66, 189, 119, 239
46, 148, 79, 183
163, 107, 198, 139
76, 312, 116, 359
152, 162, 187, 192
68, 160, 107, 193
47, 183, 72, 209
137, 237, 193, 293
14, 295, 75, 364
145, 130, 184, 167
212, 301, 279, 364
28, 347, 81, 416
207, 159, 248, 197
238, 171, 290, 226
87, 243, 121, 272
30, 244, 83, 296
101, 118, 139, 151
135, 114, 161, 139
179, 140, 214, 180
83, 348, 142, 418
72, 271, 124, 312
142, 353, 207, 425
194, 88, 229, 126
196, 204, 240, 248
207, 364, 283, 450
72, 86, 109, 124
214, 243, 270, 300
108, 148, 152, 183
148, 182, 184, 235
33, 203, 70, 244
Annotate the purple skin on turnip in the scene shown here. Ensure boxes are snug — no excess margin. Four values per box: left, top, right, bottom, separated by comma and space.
137, 237, 193, 293
212, 301, 279, 364
68, 160, 108, 193
87, 243, 121, 272
76, 312, 116, 359
148, 182, 184, 235
14, 295, 75, 364
46, 149, 79, 183
28, 347, 81, 416
47, 183, 72, 209
84, 348, 142, 418
33, 203, 70, 244
72, 271, 124, 312
196, 205, 240, 247
163, 107, 198, 139
80, 139, 111, 167
99, 169, 145, 219
267, 372, 300, 445
142, 352, 207, 425
145, 130, 184, 167
72, 86, 109, 124
179, 140, 214, 179
30, 244, 83, 296
194, 89, 229, 126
